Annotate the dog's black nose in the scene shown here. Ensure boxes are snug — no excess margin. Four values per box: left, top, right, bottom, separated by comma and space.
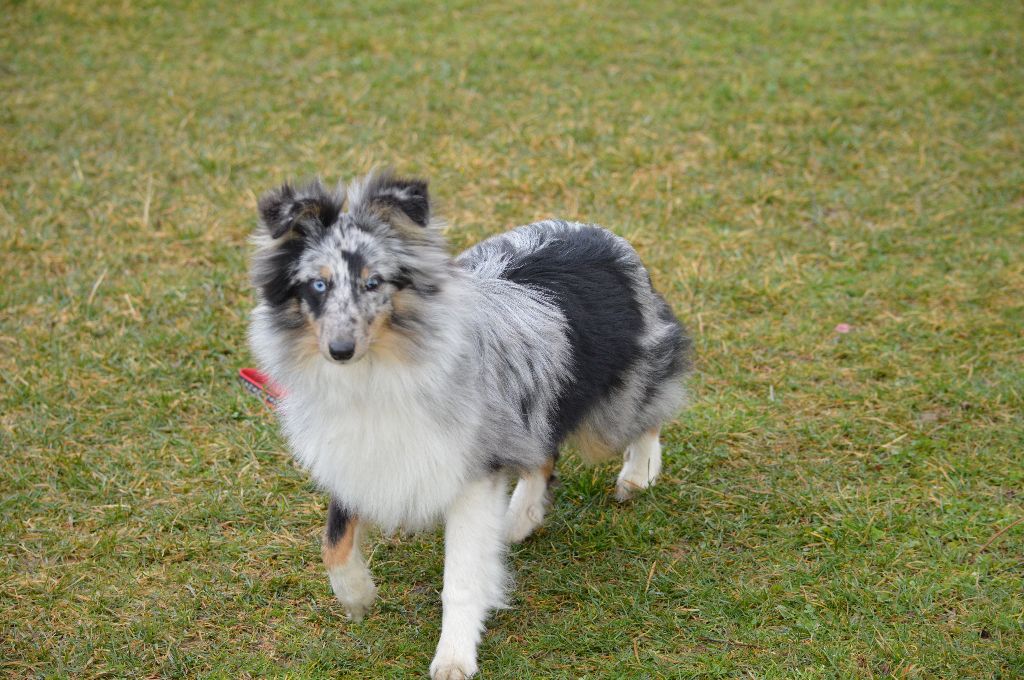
328, 339, 356, 361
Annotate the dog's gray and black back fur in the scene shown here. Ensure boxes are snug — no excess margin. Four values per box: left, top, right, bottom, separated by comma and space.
458, 221, 692, 466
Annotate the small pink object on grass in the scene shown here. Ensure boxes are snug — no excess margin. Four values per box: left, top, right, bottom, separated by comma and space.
834, 323, 852, 334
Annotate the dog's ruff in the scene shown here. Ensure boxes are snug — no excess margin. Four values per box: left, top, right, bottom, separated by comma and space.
248, 170, 692, 679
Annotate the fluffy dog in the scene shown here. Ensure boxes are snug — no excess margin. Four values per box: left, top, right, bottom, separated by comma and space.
248, 171, 692, 679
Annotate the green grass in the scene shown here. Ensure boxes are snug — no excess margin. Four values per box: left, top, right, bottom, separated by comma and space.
2, 0, 1022, 677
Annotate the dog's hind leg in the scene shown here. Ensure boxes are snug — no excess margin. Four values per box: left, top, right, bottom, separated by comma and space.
431, 475, 509, 680
506, 459, 556, 543
615, 427, 662, 502
323, 498, 377, 622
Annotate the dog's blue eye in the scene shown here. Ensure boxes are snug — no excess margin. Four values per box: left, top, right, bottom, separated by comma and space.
311, 278, 328, 294
364, 275, 383, 292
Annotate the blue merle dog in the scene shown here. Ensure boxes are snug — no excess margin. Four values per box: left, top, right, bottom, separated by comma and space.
248, 170, 692, 679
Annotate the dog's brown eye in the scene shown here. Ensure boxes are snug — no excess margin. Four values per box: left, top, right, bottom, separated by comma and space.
364, 275, 383, 292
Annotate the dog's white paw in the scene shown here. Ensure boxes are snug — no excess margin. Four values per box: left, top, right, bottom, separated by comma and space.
615, 462, 660, 502
615, 438, 662, 502
429, 655, 477, 680
506, 499, 546, 543
614, 476, 647, 502
327, 565, 377, 622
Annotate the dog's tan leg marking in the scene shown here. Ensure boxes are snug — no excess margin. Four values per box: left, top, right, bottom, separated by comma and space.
322, 519, 356, 569
323, 513, 377, 622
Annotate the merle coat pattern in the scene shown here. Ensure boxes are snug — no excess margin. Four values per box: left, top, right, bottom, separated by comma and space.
249, 171, 692, 679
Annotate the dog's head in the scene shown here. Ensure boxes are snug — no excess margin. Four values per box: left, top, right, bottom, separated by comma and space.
251, 170, 448, 364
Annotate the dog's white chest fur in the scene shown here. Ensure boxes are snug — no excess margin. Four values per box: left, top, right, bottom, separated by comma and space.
279, 360, 477, 532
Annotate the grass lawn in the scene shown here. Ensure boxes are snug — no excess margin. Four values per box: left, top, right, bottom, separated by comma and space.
2, 0, 1022, 677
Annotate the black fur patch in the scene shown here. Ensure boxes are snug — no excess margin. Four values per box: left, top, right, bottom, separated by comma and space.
342, 250, 366, 293
361, 172, 431, 228
391, 266, 440, 297
326, 498, 351, 546
257, 238, 306, 308
392, 270, 412, 291
519, 394, 533, 428
259, 180, 343, 239
502, 228, 644, 448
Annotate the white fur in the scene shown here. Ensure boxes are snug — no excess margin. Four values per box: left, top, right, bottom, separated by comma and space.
615, 430, 663, 501
506, 469, 551, 543
430, 475, 509, 680
252, 292, 483, 533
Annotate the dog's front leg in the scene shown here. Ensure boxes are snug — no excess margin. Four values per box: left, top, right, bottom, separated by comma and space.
323, 498, 377, 622
430, 475, 509, 680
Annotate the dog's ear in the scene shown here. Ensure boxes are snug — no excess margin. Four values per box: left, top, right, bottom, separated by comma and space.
258, 180, 343, 239
359, 172, 431, 229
